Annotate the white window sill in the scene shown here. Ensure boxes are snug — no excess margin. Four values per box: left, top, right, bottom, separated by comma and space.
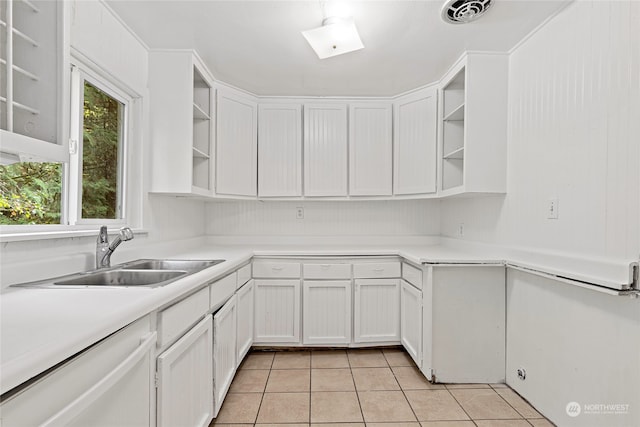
0, 228, 148, 243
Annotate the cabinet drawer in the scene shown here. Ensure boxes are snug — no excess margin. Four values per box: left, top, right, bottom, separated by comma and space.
237, 264, 252, 288
253, 261, 301, 278
210, 273, 237, 311
303, 263, 351, 279
158, 287, 209, 348
402, 263, 423, 290
353, 262, 400, 278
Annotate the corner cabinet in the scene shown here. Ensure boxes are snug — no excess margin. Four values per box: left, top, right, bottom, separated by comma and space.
439, 53, 508, 196
216, 88, 258, 196
149, 50, 215, 196
393, 87, 438, 195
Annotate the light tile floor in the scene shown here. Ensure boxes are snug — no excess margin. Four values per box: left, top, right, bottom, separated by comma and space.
210, 348, 554, 427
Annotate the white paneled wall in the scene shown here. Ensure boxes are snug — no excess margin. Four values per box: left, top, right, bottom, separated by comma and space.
507, 269, 640, 427
441, 0, 640, 261
70, 0, 148, 95
206, 200, 440, 236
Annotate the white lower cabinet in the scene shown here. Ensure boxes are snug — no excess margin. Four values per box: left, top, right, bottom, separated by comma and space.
1, 318, 155, 427
213, 295, 238, 417
423, 266, 506, 383
401, 279, 422, 366
353, 279, 401, 343
302, 280, 351, 345
236, 279, 254, 365
157, 315, 214, 427
253, 279, 301, 344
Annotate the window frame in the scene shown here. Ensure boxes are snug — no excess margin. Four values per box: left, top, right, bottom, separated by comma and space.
68, 63, 131, 226
0, 54, 142, 238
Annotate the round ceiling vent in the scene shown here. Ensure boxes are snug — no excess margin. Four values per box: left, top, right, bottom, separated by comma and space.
441, 0, 493, 24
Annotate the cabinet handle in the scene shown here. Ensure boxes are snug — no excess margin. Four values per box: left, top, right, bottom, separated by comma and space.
373, 268, 384, 272
271, 267, 283, 271
320, 264, 331, 269
40, 332, 157, 427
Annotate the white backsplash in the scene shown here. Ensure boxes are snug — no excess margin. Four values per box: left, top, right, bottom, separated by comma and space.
205, 199, 440, 237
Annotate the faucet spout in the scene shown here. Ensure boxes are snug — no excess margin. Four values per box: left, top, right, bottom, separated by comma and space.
96, 226, 134, 269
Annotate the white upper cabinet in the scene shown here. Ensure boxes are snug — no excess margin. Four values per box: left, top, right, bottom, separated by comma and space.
216, 88, 258, 196
439, 53, 508, 196
393, 87, 438, 195
304, 103, 348, 196
349, 103, 393, 196
258, 103, 302, 197
149, 51, 214, 196
0, 0, 67, 162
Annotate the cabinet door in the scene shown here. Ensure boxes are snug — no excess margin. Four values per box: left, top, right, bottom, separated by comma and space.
401, 280, 422, 366
254, 279, 301, 343
349, 103, 393, 196
0, 318, 154, 427
258, 103, 302, 197
236, 279, 255, 364
216, 89, 258, 196
304, 104, 348, 196
354, 279, 400, 343
393, 87, 438, 195
157, 315, 214, 427
213, 295, 237, 417
302, 280, 351, 345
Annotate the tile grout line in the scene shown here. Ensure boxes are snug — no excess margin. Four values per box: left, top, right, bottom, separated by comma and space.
252, 352, 274, 425
388, 360, 421, 424
493, 386, 543, 421
445, 384, 477, 424
348, 353, 368, 425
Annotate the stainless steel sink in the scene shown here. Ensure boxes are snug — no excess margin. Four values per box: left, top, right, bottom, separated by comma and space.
120, 259, 224, 273
11, 258, 225, 289
53, 270, 188, 287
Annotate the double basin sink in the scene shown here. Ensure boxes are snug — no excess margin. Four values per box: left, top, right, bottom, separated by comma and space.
12, 259, 225, 289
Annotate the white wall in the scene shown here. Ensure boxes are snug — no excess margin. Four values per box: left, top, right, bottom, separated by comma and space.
507, 269, 640, 427
441, 0, 640, 262
206, 199, 439, 237
438, 3, 640, 426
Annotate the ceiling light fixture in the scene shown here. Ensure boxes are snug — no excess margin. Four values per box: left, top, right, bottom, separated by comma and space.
302, 16, 364, 59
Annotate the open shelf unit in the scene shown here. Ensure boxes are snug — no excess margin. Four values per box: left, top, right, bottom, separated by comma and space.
149, 51, 215, 196
438, 53, 508, 197
441, 67, 466, 192
192, 65, 213, 192
1, 0, 60, 143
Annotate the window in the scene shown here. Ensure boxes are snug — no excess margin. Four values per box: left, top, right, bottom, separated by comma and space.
0, 161, 63, 225
78, 81, 125, 220
0, 60, 136, 231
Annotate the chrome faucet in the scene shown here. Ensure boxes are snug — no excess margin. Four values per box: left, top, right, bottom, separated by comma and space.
96, 226, 134, 269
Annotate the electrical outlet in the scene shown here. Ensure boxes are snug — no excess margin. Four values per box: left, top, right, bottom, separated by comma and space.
457, 223, 464, 237
517, 368, 527, 380
296, 207, 304, 219
547, 198, 559, 219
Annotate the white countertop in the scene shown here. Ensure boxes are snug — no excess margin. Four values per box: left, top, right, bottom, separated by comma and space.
1, 239, 635, 395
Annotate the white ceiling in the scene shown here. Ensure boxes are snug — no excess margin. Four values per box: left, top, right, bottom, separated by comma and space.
107, 0, 571, 96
